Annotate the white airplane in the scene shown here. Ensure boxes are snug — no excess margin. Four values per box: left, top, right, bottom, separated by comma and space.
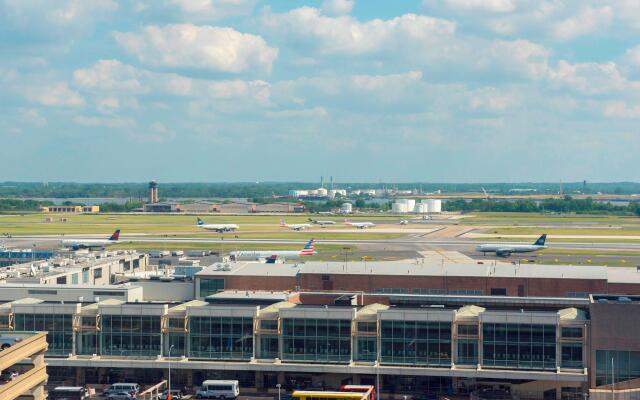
344, 219, 375, 229
62, 229, 120, 250
308, 218, 336, 226
229, 239, 317, 261
197, 217, 239, 233
399, 220, 409, 225
280, 219, 311, 231
476, 234, 548, 257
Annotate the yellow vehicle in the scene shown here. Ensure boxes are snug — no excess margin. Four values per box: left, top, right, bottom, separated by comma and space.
292, 386, 374, 400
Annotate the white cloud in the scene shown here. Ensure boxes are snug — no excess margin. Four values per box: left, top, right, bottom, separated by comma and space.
166, 0, 256, 20
548, 60, 627, 94
18, 108, 47, 127
73, 115, 134, 128
27, 83, 85, 107
625, 45, 640, 67
113, 24, 278, 74
552, 6, 613, 40
321, 0, 354, 16
96, 97, 120, 114
469, 87, 518, 111
440, 0, 515, 13
261, 7, 455, 56
603, 101, 640, 118
73, 60, 146, 93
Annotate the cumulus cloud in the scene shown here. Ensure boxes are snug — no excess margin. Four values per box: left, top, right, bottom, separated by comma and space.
440, 0, 515, 13
548, 60, 627, 94
73, 60, 146, 93
261, 7, 455, 56
469, 87, 518, 111
603, 102, 640, 119
73, 115, 134, 128
321, 0, 354, 16
113, 24, 278, 74
552, 6, 613, 40
27, 83, 85, 107
166, 0, 256, 19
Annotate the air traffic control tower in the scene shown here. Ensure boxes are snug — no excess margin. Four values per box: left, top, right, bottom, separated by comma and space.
149, 181, 158, 203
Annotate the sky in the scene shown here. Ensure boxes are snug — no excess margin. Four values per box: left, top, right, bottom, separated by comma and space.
1, 0, 639, 183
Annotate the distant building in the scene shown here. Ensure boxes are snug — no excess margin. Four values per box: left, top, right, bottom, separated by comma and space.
255, 202, 305, 213
40, 205, 99, 213
143, 202, 180, 212
179, 201, 220, 213
217, 202, 256, 214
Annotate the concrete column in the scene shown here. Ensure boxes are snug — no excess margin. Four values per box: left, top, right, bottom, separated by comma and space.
277, 372, 285, 386
255, 371, 264, 389
75, 367, 83, 385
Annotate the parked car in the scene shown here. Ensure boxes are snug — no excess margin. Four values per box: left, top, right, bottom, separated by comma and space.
0, 370, 19, 383
106, 391, 136, 400
159, 389, 184, 399
0, 335, 23, 350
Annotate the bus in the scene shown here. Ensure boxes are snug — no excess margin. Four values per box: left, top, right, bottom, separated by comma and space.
340, 385, 375, 400
196, 380, 240, 399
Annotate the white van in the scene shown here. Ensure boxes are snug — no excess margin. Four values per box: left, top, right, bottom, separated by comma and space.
195, 380, 239, 399
104, 383, 140, 396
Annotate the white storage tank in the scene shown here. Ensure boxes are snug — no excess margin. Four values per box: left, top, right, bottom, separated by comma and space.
392, 202, 407, 213
340, 202, 353, 213
426, 199, 442, 213
316, 188, 328, 197
406, 199, 416, 211
414, 203, 427, 213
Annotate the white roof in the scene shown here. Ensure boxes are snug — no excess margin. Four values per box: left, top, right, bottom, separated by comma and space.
197, 261, 609, 280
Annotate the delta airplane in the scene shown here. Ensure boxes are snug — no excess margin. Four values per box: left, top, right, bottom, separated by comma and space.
476, 234, 548, 257
344, 219, 376, 229
280, 219, 311, 231
196, 217, 239, 233
62, 229, 120, 250
308, 218, 336, 226
229, 239, 317, 261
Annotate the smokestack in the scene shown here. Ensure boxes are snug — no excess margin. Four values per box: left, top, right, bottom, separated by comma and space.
149, 181, 158, 203
330, 176, 334, 190
321, 176, 324, 188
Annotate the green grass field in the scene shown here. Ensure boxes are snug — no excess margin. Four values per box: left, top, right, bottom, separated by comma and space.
463, 212, 640, 225
0, 213, 403, 240
111, 241, 349, 252
478, 226, 640, 236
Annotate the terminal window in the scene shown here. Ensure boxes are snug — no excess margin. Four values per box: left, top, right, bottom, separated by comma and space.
482, 323, 556, 370
199, 278, 225, 297
596, 350, 640, 386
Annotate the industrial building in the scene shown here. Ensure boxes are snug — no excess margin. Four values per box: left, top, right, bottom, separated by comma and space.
0, 330, 49, 400
40, 205, 99, 213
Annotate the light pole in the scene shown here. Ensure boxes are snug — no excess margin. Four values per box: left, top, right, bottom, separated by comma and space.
168, 344, 174, 399
276, 383, 282, 400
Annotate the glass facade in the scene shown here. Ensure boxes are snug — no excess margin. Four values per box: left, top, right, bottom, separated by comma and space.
560, 343, 583, 369
78, 332, 98, 355
199, 278, 225, 297
380, 320, 451, 366
101, 314, 162, 357
189, 316, 253, 360
167, 332, 186, 357
457, 339, 478, 365
356, 336, 377, 361
482, 323, 556, 370
282, 318, 351, 363
595, 350, 640, 386
14, 313, 73, 356
259, 335, 279, 359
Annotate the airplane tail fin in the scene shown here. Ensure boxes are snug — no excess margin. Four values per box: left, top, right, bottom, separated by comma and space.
300, 239, 316, 255
197, 217, 204, 226
534, 234, 547, 246
109, 229, 121, 241
265, 255, 278, 264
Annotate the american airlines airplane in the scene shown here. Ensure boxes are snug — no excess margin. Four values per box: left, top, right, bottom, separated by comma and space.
476, 234, 548, 257
229, 239, 316, 261
279, 219, 311, 231
62, 229, 120, 250
308, 218, 336, 226
344, 220, 375, 229
196, 217, 239, 233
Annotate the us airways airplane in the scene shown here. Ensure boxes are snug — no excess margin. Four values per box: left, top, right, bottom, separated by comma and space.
196, 217, 239, 233
476, 234, 548, 257
344, 219, 375, 229
229, 239, 317, 261
279, 219, 311, 231
308, 218, 336, 226
62, 229, 120, 250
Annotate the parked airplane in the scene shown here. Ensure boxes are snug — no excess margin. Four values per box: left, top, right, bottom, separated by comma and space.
308, 218, 336, 226
476, 234, 547, 257
399, 220, 409, 225
229, 239, 316, 261
280, 219, 311, 231
344, 219, 375, 229
196, 217, 239, 233
62, 229, 120, 250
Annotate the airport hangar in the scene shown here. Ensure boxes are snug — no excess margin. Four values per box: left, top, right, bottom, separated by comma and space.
3, 253, 640, 399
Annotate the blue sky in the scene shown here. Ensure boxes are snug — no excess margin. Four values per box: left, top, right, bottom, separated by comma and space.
1, 0, 639, 182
